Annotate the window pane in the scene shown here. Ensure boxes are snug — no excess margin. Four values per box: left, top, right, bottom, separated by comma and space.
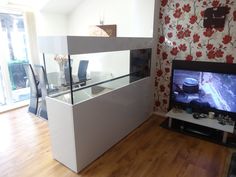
0, 12, 30, 104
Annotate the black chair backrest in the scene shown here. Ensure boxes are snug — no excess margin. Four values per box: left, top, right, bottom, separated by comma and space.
34, 65, 48, 98
64, 60, 72, 85
78, 60, 89, 81
23, 64, 38, 97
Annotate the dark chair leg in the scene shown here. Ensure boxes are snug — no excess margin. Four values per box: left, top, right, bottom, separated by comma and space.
38, 99, 48, 119
28, 95, 38, 115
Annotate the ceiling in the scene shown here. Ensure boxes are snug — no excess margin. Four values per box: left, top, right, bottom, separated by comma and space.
7, 0, 83, 14
40, 0, 83, 14
8, 0, 49, 9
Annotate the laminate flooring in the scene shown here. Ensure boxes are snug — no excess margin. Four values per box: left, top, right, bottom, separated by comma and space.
0, 107, 232, 177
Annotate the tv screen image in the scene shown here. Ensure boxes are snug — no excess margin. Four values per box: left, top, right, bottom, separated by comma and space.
172, 69, 236, 113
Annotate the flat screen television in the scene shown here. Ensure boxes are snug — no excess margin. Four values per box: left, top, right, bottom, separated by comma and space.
170, 60, 236, 118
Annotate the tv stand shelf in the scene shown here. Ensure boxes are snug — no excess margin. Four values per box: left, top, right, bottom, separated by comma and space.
166, 109, 235, 144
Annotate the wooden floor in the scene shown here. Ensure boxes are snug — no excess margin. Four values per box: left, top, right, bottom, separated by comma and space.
0, 107, 233, 177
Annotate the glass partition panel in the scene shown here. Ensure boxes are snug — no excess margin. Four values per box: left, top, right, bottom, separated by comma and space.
52, 75, 136, 104
43, 53, 73, 103
70, 50, 130, 85
43, 48, 151, 104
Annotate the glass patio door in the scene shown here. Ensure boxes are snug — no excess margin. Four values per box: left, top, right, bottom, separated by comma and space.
0, 66, 6, 105
0, 11, 30, 107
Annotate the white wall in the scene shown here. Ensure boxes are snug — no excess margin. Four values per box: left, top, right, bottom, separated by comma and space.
68, 0, 132, 36
130, 0, 155, 37
35, 12, 68, 36
35, 12, 68, 71
35, 0, 155, 77
66, 0, 154, 78
67, 0, 155, 37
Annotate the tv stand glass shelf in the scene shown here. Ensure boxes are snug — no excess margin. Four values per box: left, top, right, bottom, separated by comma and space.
166, 108, 235, 144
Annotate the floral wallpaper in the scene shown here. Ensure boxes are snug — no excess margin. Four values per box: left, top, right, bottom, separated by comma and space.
154, 0, 236, 113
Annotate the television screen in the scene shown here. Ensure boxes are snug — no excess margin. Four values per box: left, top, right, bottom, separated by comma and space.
171, 69, 236, 114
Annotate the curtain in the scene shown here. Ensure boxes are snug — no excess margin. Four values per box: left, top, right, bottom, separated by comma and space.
24, 11, 40, 65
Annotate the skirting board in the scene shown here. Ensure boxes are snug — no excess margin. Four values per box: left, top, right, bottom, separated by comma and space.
153, 111, 166, 117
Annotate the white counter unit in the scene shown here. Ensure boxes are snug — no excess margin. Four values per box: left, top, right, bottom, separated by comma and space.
38, 36, 153, 54
39, 36, 153, 172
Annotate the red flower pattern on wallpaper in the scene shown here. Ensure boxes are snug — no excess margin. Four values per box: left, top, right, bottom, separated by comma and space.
193, 34, 200, 43
161, 0, 168, 7
159, 12, 163, 20
196, 51, 202, 57
165, 67, 170, 73
184, 29, 191, 37
163, 99, 168, 105
164, 16, 170, 24
176, 24, 182, 31
167, 32, 173, 38
159, 36, 165, 44
156, 69, 163, 77
155, 0, 236, 112
179, 44, 187, 51
177, 30, 185, 39
173, 9, 183, 18
207, 50, 216, 59
222, 35, 232, 44
175, 3, 180, 8
186, 55, 193, 61
170, 47, 179, 56
162, 52, 168, 60
189, 15, 198, 24
212, 0, 220, 7
206, 44, 214, 50
160, 85, 165, 92
226, 55, 234, 63
182, 4, 191, 12
200, 10, 205, 17
203, 28, 214, 37
215, 50, 224, 58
